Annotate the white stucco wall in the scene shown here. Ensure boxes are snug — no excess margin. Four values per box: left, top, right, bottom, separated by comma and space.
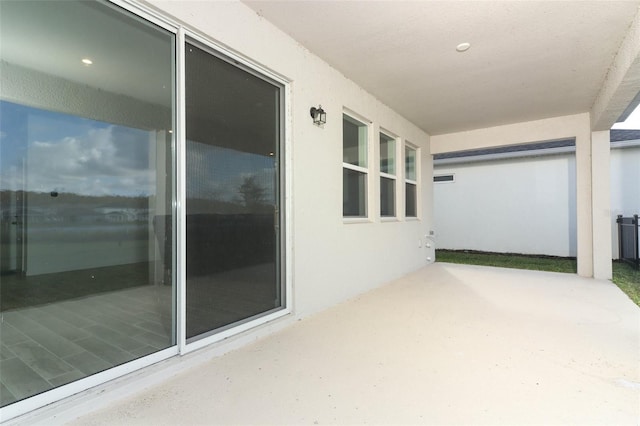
145, 0, 432, 318
434, 154, 577, 257
434, 144, 639, 260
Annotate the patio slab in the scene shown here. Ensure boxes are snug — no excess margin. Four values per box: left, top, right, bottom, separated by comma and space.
64, 263, 640, 424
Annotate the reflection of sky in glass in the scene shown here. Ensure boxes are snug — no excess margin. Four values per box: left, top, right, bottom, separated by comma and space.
0, 101, 275, 201
1, 101, 154, 196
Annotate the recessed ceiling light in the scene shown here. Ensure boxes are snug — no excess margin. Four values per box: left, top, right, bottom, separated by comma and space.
456, 43, 471, 53
81, 58, 93, 65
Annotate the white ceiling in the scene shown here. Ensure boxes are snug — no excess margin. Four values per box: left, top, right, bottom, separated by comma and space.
243, 0, 640, 135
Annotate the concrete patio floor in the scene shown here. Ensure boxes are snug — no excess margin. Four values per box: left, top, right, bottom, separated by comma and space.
55, 263, 640, 424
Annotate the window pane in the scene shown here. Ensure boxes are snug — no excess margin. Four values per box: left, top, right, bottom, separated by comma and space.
380, 134, 395, 175
0, 1, 174, 407
343, 169, 367, 217
380, 177, 395, 217
405, 146, 417, 181
343, 115, 367, 167
185, 43, 282, 340
406, 183, 417, 217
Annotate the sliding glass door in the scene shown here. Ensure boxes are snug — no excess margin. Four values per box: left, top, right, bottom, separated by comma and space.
0, 0, 286, 414
184, 42, 283, 340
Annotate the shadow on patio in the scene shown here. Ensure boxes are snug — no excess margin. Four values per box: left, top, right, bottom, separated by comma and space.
70, 263, 639, 425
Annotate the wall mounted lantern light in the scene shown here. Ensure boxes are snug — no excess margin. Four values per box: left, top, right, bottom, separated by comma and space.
310, 105, 326, 125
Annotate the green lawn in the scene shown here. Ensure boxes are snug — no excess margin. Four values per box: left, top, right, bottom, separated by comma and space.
436, 249, 640, 307
612, 261, 640, 307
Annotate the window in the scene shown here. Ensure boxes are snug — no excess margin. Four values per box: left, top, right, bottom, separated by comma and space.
343, 114, 368, 217
434, 174, 455, 183
380, 132, 396, 217
405, 145, 418, 217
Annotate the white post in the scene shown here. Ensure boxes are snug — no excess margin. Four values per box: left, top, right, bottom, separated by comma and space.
591, 130, 613, 279
575, 118, 594, 277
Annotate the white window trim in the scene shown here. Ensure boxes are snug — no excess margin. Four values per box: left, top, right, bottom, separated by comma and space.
380, 172, 397, 180
404, 142, 420, 219
343, 162, 369, 174
379, 129, 398, 219
343, 110, 371, 221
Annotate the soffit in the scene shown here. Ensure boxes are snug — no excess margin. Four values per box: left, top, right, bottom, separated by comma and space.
243, 0, 640, 135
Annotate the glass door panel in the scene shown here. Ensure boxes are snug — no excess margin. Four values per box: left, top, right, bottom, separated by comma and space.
185, 42, 283, 340
0, 0, 175, 407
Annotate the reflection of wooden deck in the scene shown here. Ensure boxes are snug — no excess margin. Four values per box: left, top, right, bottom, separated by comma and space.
1, 262, 151, 311
0, 284, 172, 407
1, 262, 280, 408
187, 263, 279, 338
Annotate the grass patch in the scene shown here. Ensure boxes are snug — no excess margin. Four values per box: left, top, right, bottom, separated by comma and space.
435, 249, 577, 273
612, 261, 640, 307
436, 249, 640, 307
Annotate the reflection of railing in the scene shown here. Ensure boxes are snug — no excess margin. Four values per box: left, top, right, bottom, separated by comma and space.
617, 215, 639, 270
25, 223, 149, 242
155, 214, 275, 277
189, 214, 275, 275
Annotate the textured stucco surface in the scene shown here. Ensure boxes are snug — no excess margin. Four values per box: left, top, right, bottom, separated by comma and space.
591, 7, 640, 131
434, 154, 578, 257
430, 114, 597, 278
68, 263, 640, 425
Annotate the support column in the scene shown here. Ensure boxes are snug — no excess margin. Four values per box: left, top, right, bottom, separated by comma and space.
591, 130, 613, 279
575, 120, 593, 277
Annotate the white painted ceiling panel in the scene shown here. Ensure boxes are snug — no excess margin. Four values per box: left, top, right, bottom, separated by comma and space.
243, 0, 640, 134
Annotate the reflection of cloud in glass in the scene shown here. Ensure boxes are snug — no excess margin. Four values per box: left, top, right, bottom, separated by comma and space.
1, 101, 277, 202
24, 126, 154, 197
0, 101, 156, 197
